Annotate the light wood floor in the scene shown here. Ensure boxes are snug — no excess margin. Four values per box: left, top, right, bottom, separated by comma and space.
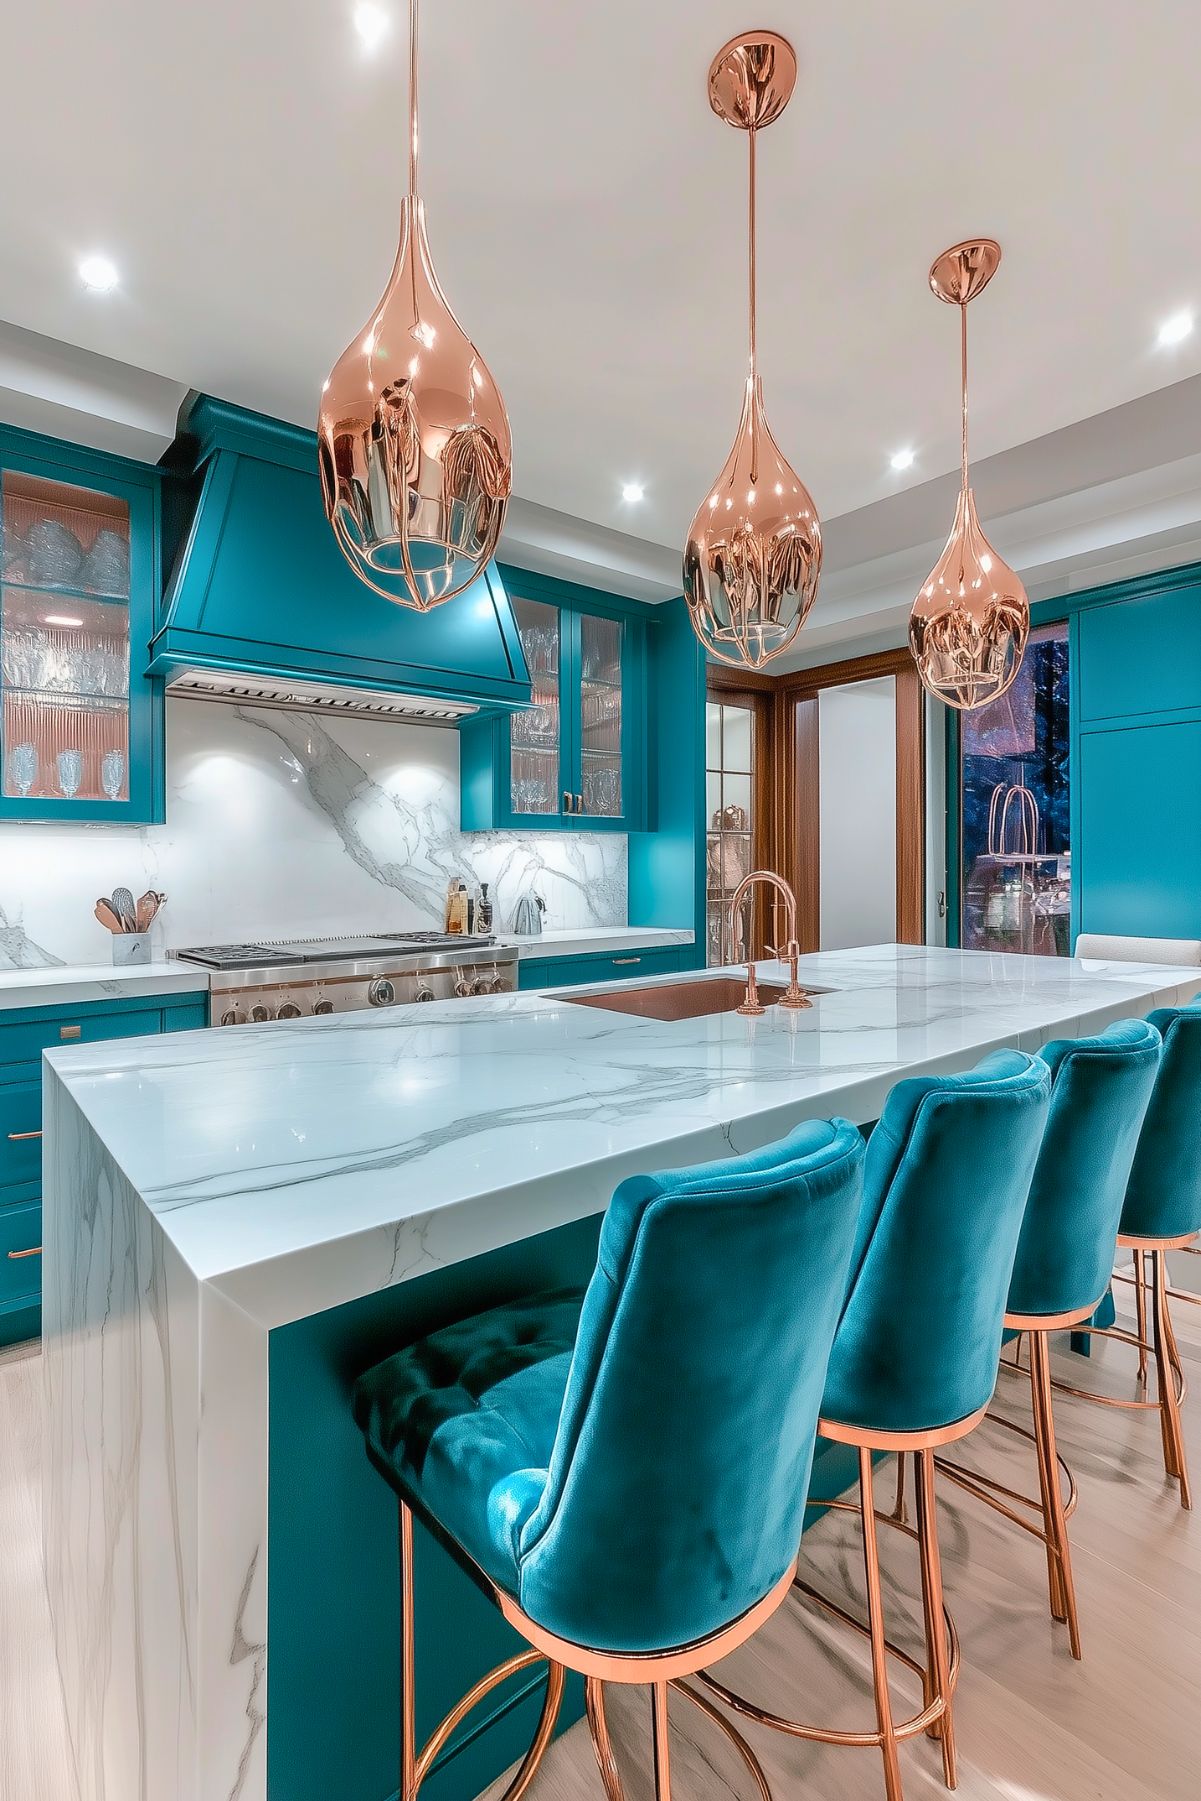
4, 1307, 1199, 1801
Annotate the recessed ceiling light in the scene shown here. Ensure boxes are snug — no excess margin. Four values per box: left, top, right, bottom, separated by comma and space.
44, 614, 83, 628
1157, 309, 1195, 349
78, 254, 119, 294
890, 447, 916, 472
353, 1, 390, 53
621, 481, 645, 503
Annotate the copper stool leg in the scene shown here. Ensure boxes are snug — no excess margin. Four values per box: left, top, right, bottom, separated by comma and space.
1133, 1249, 1149, 1386
586, 1679, 627, 1801
400, 1503, 417, 1801
915, 1450, 957, 1789
860, 1447, 906, 1801
1029, 1334, 1082, 1658
1152, 1250, 1193, 1509
651, 1682, 673, 1800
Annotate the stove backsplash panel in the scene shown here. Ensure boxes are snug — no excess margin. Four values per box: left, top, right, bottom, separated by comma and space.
0, 700, 627, 968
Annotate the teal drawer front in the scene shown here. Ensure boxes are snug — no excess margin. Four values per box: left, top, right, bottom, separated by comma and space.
0, 1203, 41, 1307
0, 1005, 166, 1069
517, 961, 546, 992
540, 948, 681, 988
0, 1076, 41, 1196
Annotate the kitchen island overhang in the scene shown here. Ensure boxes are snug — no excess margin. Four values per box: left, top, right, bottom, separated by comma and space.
41, 945, 1201, 1801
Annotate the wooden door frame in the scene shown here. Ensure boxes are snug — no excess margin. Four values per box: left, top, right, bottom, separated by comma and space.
771, 649, 926, 952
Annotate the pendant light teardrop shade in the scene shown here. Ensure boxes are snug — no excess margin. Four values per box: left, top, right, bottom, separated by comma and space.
683, 33, 822, 670
908, 240, 1028, 709
318, 0, 511, 610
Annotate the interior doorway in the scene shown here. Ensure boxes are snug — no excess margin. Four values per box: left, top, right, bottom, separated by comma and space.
778, 650, 926, 953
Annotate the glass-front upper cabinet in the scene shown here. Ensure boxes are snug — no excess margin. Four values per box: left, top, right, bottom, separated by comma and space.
461, 571, 646, 833
957, 620, 1071, 956
0, 429, 160, 822
508, 595, 562, 817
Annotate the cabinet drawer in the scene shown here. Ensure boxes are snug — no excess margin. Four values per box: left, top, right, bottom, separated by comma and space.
0, 1006, 166, 1071
0, 1203, 41, 1307
542, 948, 680, 989
0, 1077, 42, 1195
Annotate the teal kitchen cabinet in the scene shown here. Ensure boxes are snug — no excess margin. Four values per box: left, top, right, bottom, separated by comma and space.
460, 568, 647, 832
517, 946, 682, 991
1073, 567, 1201, 942
0, 989, 207, 1346
0, 423, 163, 823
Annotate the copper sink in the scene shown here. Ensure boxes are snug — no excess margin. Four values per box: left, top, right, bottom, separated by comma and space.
560, 973, 820, 1022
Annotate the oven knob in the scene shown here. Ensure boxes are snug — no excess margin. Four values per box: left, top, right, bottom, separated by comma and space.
276, 1002, 301, 1019
250, 1004, 270, 1023
220, 1009, 242, 1027
415, 984, 435, 1003
368, 978, 396, 1008
313, 1000, 334, 1015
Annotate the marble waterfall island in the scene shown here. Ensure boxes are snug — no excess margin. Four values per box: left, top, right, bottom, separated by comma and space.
42, 945, 1201, 1801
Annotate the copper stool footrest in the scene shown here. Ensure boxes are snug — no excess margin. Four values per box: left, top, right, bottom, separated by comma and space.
413, 1651, 563, 1792
936, 1399, 1080, 1528
699, 1498, 959, 1752
1056, 1247, 1192, 1510
1045, 1324, 1187, 1412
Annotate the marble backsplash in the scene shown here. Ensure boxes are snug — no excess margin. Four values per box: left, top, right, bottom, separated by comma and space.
0, 699, 627, 968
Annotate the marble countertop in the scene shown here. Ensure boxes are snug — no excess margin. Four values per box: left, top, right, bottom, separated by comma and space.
0, 960, 210, 1012
497, 926, 694, 959
44, 944, 1201, 1331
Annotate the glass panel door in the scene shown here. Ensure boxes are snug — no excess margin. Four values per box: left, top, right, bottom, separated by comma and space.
1, 470, 131, 805
577, 612, 623, 819
959, 621, 1071, 955
706, 700, 755, 964
509, 596, 561, 815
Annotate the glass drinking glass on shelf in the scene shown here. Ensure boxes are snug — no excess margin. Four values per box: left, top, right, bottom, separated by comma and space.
9, 742, 37, 797
101, 750, 125, 801
56, 748, 83, 799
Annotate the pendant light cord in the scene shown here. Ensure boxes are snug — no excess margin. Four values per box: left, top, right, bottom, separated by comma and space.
408, 0, 420, 201
748, 126, 758, 382
960, 300, 969, 493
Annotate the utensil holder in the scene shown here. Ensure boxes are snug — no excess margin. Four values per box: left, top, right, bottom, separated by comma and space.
112, 933, 150, 967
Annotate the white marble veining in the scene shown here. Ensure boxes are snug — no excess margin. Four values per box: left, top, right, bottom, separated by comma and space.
43, 945, 1201, 1801
0, 699, 627, 968
0, 961, 209, 1011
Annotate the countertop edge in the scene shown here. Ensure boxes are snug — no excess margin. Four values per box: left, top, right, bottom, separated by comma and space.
0, 962, 211, 1012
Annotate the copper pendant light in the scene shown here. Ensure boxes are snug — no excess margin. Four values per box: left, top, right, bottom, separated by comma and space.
318, 0, 512, 610
908, 240, 1029, 710
683, 33, 822, 671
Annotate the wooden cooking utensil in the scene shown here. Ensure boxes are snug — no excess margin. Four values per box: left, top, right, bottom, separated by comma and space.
135, 892, 155, 933
95, 899, 123, 934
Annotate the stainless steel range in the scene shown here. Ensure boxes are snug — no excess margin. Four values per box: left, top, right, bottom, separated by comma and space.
173, 933, 517, 1026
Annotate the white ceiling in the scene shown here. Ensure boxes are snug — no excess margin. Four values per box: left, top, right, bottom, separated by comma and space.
3, 0, 1201, 646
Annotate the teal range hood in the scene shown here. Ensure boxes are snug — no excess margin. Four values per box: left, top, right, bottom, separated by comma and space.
149, 395, 531, 717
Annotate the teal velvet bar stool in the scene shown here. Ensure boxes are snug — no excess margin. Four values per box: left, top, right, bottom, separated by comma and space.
938, 1018, 1162, 1660
353, 1117, 866, 1801
702, 1050, 1053, 1801
1068, 1003, 1201, 1510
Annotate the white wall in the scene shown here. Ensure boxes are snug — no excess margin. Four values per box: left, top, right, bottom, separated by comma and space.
818, 677, 897, 951
0, 699, 627, 968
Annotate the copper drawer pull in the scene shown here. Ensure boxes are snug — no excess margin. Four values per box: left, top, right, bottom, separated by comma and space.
7, 1246, 41, 1260
60, 1025, 82, 1041
7, 1130, 42, 1141
612, 957, 642, 966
